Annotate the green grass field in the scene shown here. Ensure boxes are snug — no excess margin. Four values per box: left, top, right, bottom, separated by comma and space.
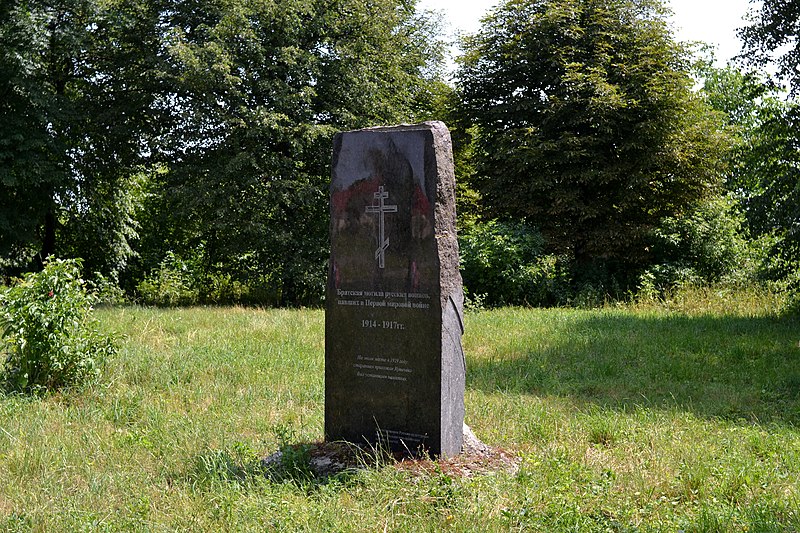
1, 288, 799, 531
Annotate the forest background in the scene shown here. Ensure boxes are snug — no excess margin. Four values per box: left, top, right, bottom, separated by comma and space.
1, 0, 799, 310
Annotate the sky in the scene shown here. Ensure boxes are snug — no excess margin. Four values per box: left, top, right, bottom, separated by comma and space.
418, 0, 759, 69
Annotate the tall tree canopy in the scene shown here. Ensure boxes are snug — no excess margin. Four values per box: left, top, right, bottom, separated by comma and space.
737, 2, 800, 298
702, 65, 800, 277
455, 0, 729, 274
739, 0, 800, 94
137, 0, 447, 304
0, 0, 164, 278
1, 0, 448, 304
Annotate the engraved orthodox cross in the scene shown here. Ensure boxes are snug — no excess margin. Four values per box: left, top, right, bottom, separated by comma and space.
365, 186, 397, 269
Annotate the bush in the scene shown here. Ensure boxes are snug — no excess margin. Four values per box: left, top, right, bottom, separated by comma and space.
0, 259, 116, 392
785, 281, 800, 315
88, 273, 128, 305
643, 195, 761, 294
136, 250, 284, 306
136, 251, 200, 306
458, 220, 566, 306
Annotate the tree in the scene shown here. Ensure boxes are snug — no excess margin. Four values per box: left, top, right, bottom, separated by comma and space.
0, 0, 76, 273
739, 0, 800, 94
135, 0, 448, 304
701, 65, 800, 279
0, 0, 164, 280
702, 66, 798, 230
455, 0, 729, 279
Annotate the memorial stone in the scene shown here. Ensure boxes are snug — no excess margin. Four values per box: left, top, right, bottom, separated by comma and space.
325, 121, 465, 458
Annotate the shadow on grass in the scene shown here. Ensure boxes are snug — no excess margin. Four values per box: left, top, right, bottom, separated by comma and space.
184, 441, 384, 492
467, 312, 800, 424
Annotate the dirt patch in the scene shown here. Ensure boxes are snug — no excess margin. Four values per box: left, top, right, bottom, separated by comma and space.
263, 424, 520, 480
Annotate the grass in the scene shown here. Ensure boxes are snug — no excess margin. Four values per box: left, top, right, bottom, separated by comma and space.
0, 288, 798, 531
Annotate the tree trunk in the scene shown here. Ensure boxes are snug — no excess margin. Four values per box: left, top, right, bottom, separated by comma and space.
36, 208, 57, 271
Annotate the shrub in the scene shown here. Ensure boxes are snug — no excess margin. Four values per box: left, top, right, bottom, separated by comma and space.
766, 255, 800, 315
643, 195, 761, 294
88, 272, 128, 305
136, 251, 199, 306
136, 250, 284, 306
0, 259, 116, 392
786, 283, 800, 315
458, 220, 566, 306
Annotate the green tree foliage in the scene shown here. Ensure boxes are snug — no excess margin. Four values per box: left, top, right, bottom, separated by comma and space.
455, 0, 729, 279
739, 0, 800, 94
739, 0, 800, 309
645, 195, 759, 291
736, 100, 800, 257
53, 0, 166, 281
700, 65, 800, 287
1, 0, 447, 305
458, 220, 566, 306
0, 0, 73, 271
0, 0, 164, 279
136, 0, 447, 305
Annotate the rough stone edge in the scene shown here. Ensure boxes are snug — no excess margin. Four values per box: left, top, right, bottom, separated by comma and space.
461, 423, 491, 455
429, 121, 465, 458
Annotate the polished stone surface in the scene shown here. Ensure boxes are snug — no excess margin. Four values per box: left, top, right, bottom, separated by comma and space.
325, 122, 465, 457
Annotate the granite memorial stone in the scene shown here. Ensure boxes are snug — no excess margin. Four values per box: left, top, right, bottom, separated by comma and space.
325, 121, 465, 458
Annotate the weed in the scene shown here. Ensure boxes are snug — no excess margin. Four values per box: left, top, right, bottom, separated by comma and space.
425, 465, 462, 508
269, 423, 314, 484
188, 441, 267, 490
137, 251, 199, 306
0, 259, 116, 392
588, 421, 617, 448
